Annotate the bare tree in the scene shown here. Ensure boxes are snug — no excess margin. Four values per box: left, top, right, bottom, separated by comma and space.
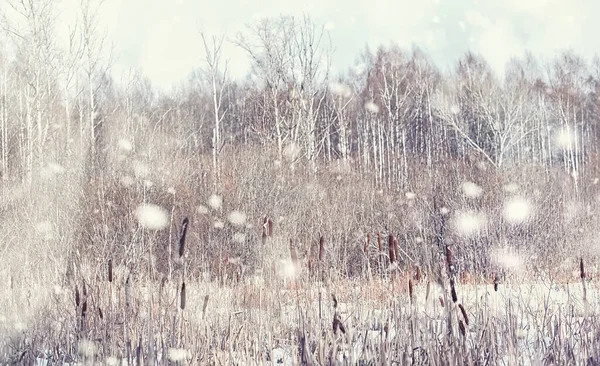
201, 32, 228, 185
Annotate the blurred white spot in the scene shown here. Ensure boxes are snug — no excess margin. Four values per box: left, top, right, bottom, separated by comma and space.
214, 221, 224, 229
48, 162, 65, 174
555, 127, 575, 149
450, 104, 460, 114
324, 21, 335, 30
105, 356, 119, 366
133, 161, 150, 179
283, 143, 301, 161
228, 211, 247, 226
40, 162, 65, 179
167, 348, 188, 362
493, 247, 522, 270
135, 204, 170, 230
208, 194, 222, 210
78, 339, 97, 357
118, 138, 133, 152
329, 82, 352, 98
120, 175, 134, 187
432, 16, 440, 23
365, 101, 379, 114
279, 259, 297, 279
233, 232, 246, 243
461, 181, 482, 198
167, 187, 176, 195
143, 180, 154, 188
196, 205, 209, 214
440, 207, 450, 215
36, 221, 53, 234
594, 178, 599, 185
504, 183, 519, 193
454, 211, 487, 236
405, 192, 416, 200
503, 197, 532, 224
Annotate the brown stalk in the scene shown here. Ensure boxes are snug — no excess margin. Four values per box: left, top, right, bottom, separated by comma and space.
388, 234, 396, 265
180, 282, 186, 311
458, 320, 466, 337
458, 304, 469, 326
108, 259, 113, 283
450, 278, 458, 303
202, 295, 209, 319
178, 217, 189, 258
318, 235, 324, 262
408, 279, 414, 305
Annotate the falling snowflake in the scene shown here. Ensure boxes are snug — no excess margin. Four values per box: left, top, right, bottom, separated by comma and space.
461, 182, 483, 198
503, 197, 532, 224
228, 211, 247, 226
135, 204, 170, 230
208, 194, 222, 210
365, 101, 379, 114
118, 139, 133, 152
454, 211, 487, 237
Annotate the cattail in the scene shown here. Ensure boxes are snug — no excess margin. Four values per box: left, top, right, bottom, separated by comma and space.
458, 304, 469, 326
262, 217, 268, 243
75, 286, 80, 308
180, 282, 186, 310
202, 295, 209, 319
408, 279, 414, 305
333, 312, 346, 335
98, 306, 103, 320
458, 320, 466, 337
580, 258, 585, 279
450, 278, 458, 303
364, 233, 370, 255
393, 236, 400, 263
178, 217, 189, 258
425, 280, 431, 301
388, 234, 396, 264
318, 235, 324, 262
446, 245, 453, 273
493, 273, 500, 292
377, 232, 382, 253
81, 282, 88, 318
439, 296, 445, 308
332, 294, 338, 309
290, 240, 299, 268
263, 216, 273, 237
108, 259, 113, 283
415, 265, 422, 281
125, 275, 132, 308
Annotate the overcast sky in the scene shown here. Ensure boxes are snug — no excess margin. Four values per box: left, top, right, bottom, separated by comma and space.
80, 0, 600, 90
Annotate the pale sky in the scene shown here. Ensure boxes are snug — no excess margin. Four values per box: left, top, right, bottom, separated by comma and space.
73, 0, 600, 90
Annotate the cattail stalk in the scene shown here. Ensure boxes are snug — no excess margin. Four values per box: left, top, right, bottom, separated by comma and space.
458, 304, 469, 326
581, 258, 587, 302
450, 278, 458, 303
318, 235, 324, 262
180, 282, 186, 310
388, 234, 396, 265
178, 217, 189, 258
